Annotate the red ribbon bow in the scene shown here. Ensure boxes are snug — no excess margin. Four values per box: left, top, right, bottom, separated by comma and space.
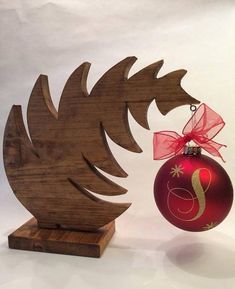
153, 103, 226, 161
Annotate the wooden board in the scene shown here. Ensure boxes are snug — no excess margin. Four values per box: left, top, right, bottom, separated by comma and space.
8, 218, 115, 258
3, 57, 200, 233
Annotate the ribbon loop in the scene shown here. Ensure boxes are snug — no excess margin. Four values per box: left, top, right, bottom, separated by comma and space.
153, 103, 226, 161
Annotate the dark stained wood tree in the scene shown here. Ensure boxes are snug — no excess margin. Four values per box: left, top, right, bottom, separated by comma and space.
3, 57, 199, 256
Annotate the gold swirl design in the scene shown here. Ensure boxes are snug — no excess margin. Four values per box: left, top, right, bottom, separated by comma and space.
167, 168, 211, 221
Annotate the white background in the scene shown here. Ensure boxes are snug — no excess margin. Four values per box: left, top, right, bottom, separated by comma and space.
1, 0, 235, 288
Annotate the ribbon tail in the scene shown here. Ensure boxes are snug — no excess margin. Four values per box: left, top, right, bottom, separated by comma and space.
194, 139, 226, 162
153, 131, 184, 160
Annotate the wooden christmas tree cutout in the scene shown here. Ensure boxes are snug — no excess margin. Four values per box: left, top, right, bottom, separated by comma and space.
3, 57, 199, 257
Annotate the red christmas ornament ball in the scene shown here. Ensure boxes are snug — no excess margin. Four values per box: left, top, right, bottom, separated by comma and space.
154, 148, 233, 231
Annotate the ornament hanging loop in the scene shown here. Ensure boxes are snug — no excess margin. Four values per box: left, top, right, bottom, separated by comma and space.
190, 104, 197, 112
190, 104, 197, 134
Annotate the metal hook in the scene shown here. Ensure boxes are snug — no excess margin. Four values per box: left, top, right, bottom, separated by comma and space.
190, 104, 197, 112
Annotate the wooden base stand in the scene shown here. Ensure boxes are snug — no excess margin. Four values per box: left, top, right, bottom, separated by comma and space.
8, 218, 115, 258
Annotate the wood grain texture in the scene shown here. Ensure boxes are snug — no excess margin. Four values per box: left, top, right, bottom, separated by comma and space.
3, 57, 200, 232
8, 218, 115, 257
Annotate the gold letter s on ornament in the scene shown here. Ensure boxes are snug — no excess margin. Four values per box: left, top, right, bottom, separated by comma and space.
167, 168, 211, 221
190, 168, 211, 220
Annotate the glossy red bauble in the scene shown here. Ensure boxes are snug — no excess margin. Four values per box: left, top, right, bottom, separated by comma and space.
154, 152, 233, 231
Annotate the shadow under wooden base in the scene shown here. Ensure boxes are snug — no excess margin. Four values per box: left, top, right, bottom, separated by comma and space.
8, 218, 115, 258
